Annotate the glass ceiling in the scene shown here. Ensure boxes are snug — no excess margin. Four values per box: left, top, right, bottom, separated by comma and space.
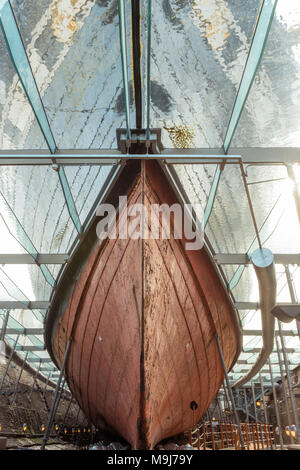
0, 0, 300, 389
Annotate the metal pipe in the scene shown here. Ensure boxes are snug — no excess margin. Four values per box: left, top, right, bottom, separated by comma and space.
234, 248, 276, 387
41, 337, 72, 449
277, 320, 300, 443
268, 359, 284, 449
215, 335, 245, 449
239, 162, 262, 249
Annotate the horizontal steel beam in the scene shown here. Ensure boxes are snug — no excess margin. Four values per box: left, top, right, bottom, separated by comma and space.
15, 345, 45, 351
235, 302, 260, 310
162, 148, 300, 164
0, 254, 69, 264
234, 368, 273, 374
0, 148, 299, 165
27, 358, 52, 363
243, 329, 298, 336
243, 348, 298, 353
237, 359, 296, 365
215, 253, 300, 265
0, 149, 121, 165
5, 328, 44, 335
236, 302, 300, 311
0, 301, 49, 309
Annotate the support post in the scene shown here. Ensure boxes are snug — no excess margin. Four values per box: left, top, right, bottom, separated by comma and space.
244, 389, 249, 423
259, 373, 268, 424
251, 381, 259, 422
275, 334, 293, 443
215, 335, 245, 449
41, 337, 72, 450
268, 359, 284, 449
277, 320, 300, 443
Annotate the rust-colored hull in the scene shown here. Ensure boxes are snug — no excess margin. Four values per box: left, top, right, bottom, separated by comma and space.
45, 160, 241, 449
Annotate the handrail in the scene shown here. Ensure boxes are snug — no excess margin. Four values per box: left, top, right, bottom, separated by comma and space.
188, 421, 274, 450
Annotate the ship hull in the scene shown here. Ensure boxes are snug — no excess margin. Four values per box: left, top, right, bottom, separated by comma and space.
45, 160, 241, 449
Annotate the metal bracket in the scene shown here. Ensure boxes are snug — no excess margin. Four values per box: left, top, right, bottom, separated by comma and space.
116, 128, 163, 155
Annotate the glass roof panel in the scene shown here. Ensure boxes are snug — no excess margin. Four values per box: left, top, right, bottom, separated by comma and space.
64, 164, 114, 224
0, 165, 75, 254
174, 163, 257, 253
247, 165, 300, 253
231, 0, 300, 147
147, 0, 261, 148
0, 22, 47, 150
10, 0, 126, 149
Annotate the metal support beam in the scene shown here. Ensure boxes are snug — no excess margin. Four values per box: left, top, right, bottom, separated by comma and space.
117, 0, 131, 139
244, 347, 297, 353
56, 165, 82, 234
237, 359, 295, 365
259, 373, 268, 424
223, 0, 278, 152
244, 389, 249, 423
0, 254, 69, 264
215, 253, 300, 265
275, 334, 293, 443
202, 164, 223, 229
15, 345, 45, 352
5, 328, 44, 335
268, 359, 284, 449
27, 358, 52, 363
277, 320, 300, 442
243, 329, 298, 336
236, 302, 300, 312
251, 382, 259, 422
0, 301, 49, 309
0, 148, 300, 165
146, 0, 152, 138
